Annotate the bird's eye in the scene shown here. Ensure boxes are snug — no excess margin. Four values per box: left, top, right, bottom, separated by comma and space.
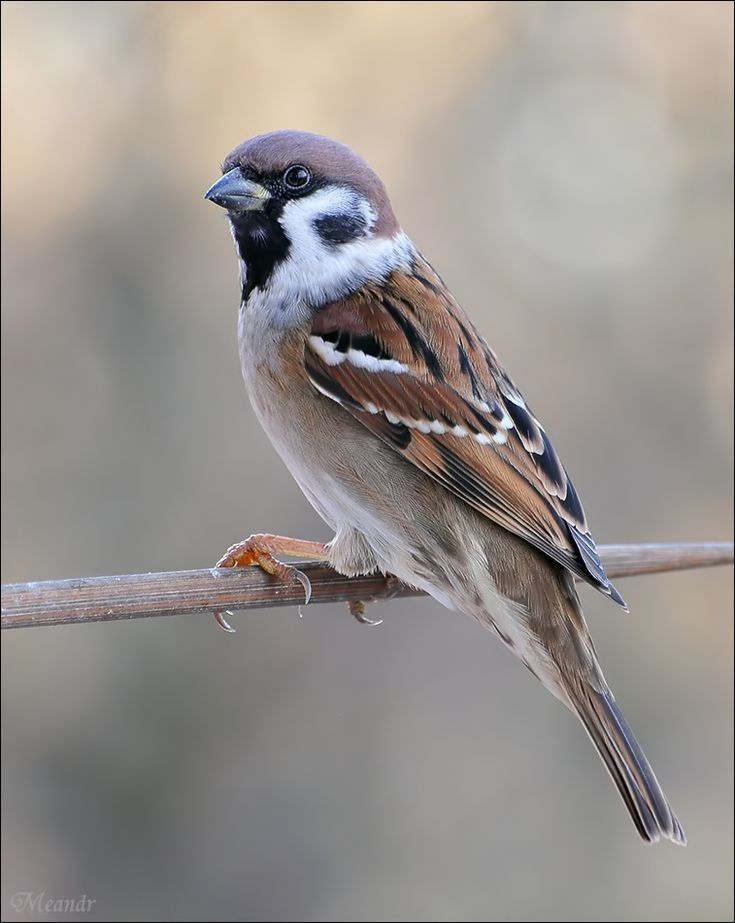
283, 165, 311, 190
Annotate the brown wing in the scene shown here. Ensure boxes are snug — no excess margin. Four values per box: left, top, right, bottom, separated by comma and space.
304, 255, 626, 607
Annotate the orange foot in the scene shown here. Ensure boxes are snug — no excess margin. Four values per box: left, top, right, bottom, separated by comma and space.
211, 533, 381, 632
212, 533, 329, 632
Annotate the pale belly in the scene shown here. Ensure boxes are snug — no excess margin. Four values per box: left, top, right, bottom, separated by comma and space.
237, 320, 564, 698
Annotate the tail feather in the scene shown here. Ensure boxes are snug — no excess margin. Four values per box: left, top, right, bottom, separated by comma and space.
570, 684, 686, 845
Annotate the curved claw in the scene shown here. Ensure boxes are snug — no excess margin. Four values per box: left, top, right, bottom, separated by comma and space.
210, 568, 237, 633
210, 534, 327, 631
348, 599, 383, 627
292, 567, 312, 606
214, 609, 237, 633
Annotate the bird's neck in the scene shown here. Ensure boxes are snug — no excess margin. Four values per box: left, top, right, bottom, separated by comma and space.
232, 219, 416, 332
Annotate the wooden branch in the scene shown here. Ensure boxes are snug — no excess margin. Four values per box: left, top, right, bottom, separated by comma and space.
1, 542, 732, 631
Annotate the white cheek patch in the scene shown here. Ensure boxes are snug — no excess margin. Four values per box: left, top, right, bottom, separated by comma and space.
289, 185, 375, 233
241, 185, 415, 328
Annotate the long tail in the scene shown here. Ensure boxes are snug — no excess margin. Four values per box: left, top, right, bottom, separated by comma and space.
569, 682, 686, 845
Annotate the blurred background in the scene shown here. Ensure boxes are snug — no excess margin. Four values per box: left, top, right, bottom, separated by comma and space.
1, 2, 733, 920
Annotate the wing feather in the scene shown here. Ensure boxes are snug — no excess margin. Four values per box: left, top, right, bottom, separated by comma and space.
305, 257, 626, 606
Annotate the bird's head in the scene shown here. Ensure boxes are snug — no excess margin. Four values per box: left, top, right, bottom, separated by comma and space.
205, 130, 412, 320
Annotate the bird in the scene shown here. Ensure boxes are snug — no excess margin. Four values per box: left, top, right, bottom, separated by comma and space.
204, 129, 685, 845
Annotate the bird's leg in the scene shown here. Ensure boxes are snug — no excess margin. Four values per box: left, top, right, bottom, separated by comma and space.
212, 533, 328, 632
216, 533, 330, 572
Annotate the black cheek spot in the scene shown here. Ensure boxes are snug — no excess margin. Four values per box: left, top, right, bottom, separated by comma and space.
314, 212, 367, 246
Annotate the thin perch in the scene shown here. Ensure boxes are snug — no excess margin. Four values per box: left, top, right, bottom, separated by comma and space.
1, 542, 732, 630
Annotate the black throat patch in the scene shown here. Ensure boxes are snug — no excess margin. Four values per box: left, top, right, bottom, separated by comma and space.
229, 207, 291, 302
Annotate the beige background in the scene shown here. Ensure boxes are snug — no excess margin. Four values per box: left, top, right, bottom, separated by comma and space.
2, 2, 733, 920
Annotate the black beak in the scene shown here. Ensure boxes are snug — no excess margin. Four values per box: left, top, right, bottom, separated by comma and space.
204, 168, 270, 212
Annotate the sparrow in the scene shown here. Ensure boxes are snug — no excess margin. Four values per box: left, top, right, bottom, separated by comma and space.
204, 130, 685, 845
